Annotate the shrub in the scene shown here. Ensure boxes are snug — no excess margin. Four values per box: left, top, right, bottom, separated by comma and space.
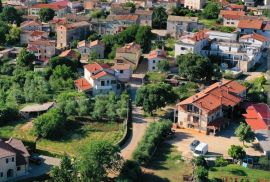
193, 156, 208, 168
117, 160, 142, 181
215, 157, 229, 167
195, 166, 208, 180
258, 156, 270, 170
33, 108, 66, 139
132, 120, 172, 164
0, 106, 19, 126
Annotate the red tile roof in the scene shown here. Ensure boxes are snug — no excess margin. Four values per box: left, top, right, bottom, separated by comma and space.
147, 49, 166, 60
84, 62, 111, 79
243, 103, 270, 131
238, 19, 263, 29
177, 79, 246, 114
240, 33, 267, 42
59, 49, 79, 60
74, 77, 92, 91
227, 4, 244, 10
220, 10, 245, 17
31, 3, 65, 10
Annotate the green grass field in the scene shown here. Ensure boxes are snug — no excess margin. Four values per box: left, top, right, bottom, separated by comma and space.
209, 164, 270, 181
141, 143, 192, 182
199, 18, 218, 28
0, 119, 124, 156
146, 72, 166, 83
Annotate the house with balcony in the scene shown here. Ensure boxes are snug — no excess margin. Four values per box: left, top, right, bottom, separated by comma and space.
0, 138, 30, 182
167, 16, 203, 38
175, 30, 209, 57
74, 62, 120, 95
27, 38, 56, 64
176, 80, 246, 134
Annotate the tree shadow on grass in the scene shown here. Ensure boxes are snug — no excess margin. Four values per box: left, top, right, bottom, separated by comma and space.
230, 169, 247, 176
140, 173, 170, 182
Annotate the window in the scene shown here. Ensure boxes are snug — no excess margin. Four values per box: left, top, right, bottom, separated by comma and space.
187, 104, 192, 112
152, 66, 155, 70
181, 47, 186, 50
101, 81, 105, 86
111, 80, 116, 84
120, 70, 124, 74
153, 60, 155, 63
12, 157, 14, 162
6, 158, 8, 163
17, 167, 21, 171
0, 172, 3, 177
107, 80, 110, 84
231, 22, 234, 24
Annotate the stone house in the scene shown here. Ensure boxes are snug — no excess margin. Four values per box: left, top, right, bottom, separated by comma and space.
0, 138, 30, 182
147, 49, 167, 71
56, 21, 90, 49
77, 40, 105, 60
184, 0, 205, 10
135, 9, 152, 27
167, 16, 203, 38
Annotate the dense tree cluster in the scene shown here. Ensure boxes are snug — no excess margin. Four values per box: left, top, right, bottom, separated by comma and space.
243, 76, 267, 103
235, 122, 255, 146
102, 25, 153, 55
152, 6, 168, 29
39, 8, 55, 22
171, 6, 201, 17
228, 145, 246, 162
176, 53, 221, 82
50, 141, 123, 182
202, 2, 221, 19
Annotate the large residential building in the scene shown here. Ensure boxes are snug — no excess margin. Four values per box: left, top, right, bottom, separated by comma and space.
147, 49, 167, 71
201, 33, 268, 72
167, 16, 203, 37
74, 62, 119, 95
27, 38, 56, 64
20, 20, 42, 31
28, 3, 67, 17
20, 30, 49, 45
90, 15, 139, 35
219, 10, 246, 27
56, 21, 90, 49
175, 30, 209, 57
115, 42, 142, 70
112, 63, 132, 82
176, 80, 246, 134
77, 40, 105, 60
0, 138, 30, 182
184, 0, 206, 10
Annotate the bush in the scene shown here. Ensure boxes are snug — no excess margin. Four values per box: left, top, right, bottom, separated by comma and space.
117, 160, 142, 181
195, 166, 208, 180
132, 120, 172, 164
215, 157, 229, 167
0, 106, 19, 126
258, 156, 270, 170
193, 156, 208, 168
33, 108, 67, 139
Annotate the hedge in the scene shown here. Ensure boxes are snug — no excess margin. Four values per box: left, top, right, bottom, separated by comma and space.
132, 120, 172, 165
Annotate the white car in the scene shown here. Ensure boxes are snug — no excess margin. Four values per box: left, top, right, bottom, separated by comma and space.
193, 143, 208, 157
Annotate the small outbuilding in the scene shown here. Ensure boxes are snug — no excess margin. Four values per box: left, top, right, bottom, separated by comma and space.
20, 102, 54, 118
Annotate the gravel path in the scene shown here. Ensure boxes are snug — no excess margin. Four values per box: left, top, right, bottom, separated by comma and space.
120, 106, 150, 160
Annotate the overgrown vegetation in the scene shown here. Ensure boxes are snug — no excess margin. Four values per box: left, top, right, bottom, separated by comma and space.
243, 76, 267, 103
132, 120, 172, 164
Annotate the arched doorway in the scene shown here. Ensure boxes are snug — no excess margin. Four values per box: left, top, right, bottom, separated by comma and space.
7, 169, 13, 178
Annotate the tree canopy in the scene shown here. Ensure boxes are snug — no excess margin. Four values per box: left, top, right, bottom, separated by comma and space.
152, 6, 168, 29
157, 60, 170, 72
228, 145, 246, 161
135, 83, 176, 115
176, 53, 221, 82
77, 141, 122, 182
0, 6, 22, 25
235, 122, 255, 145
202, 2, 221, 19
16, 49, 36, 70
39, 8, 55, 22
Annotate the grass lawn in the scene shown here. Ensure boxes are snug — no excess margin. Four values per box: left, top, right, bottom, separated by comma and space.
199, 18, 218, 28
209, 164, 270, 181
146, 72, 166, 83
141, 143, 192, 182
0, 120, 124, 156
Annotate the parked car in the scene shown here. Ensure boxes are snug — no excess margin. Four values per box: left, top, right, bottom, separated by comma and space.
193, 143, 208, 157
29, 156, 42, 165
189, 140, 200, 152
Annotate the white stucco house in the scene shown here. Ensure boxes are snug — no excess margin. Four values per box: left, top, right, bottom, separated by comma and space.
0, 138, 30, 182
74, 62, 120, 95
175, 30, 209, 57
112, 63, 132, 82
147, 49, 167, 71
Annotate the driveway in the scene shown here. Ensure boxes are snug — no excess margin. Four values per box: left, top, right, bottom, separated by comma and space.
121, 106, 151, 160
168, 123, 262, 160
14, 155, 60, 181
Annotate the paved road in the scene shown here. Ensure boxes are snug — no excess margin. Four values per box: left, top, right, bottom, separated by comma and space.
120, 106, 149, 160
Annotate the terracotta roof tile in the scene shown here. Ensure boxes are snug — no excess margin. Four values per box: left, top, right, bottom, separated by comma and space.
220, 10, 245, 17
74, 77, 92, 91
240, 33, 267, 42
112, 63, 131, 70
147, 49, 166, 60
31, 3, 65, 10
238, 19, 263, 29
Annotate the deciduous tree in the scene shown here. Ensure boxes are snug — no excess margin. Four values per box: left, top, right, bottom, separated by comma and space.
228, 145, 246, 162
235, 122, 255, 146
152, 6, 167, 29
39, 8, 55, 22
